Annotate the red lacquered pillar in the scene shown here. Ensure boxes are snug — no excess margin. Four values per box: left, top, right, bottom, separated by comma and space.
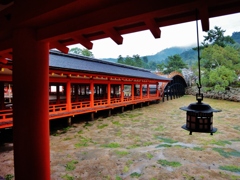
140, 83, 143, 100
66, 80, 71, 110
13, 28, 50, 180
131, 83, 134, 100
90, 81, 94, 107
107, 82, 111, 105
121, 83, 124, 102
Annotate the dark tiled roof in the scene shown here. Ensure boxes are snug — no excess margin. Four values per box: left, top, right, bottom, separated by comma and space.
49, 50, 171, 81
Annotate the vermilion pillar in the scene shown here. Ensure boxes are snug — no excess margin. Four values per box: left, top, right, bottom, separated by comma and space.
107, 82, 111, 105
131, 83, 134, 100
140, 83, 143, 99
13, 28, 50, 179
66, 81, 71, 110
147, 83, 150, 98
90, 81, 94, 107
121, 83, 124, 102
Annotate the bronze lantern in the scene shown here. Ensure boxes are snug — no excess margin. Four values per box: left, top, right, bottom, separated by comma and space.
180, 93, 221, 135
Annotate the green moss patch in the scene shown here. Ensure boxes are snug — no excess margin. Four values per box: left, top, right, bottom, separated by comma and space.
101, 142, 120, 148
157, 159, 182, 167
65, 160, 78, 171
219, 165, 240, 173
213, 148, 240, 158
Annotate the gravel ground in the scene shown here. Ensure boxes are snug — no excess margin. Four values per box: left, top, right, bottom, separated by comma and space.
1, 95, 240, 180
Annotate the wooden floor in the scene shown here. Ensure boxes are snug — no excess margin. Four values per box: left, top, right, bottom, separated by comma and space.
0, 96, 161, 129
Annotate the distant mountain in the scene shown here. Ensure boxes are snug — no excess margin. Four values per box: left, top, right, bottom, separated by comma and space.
232, 32, 240, 44
144, 46, 190, 63
101, 46, 195, 64
100, 31, 239, 66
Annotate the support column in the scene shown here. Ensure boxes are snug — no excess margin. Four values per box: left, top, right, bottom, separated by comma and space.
108, 109, 111, 117
107, 82, 111, 105
140, 83, 143, 100
68, 117, 72, 126
66, 80, 71, 111
147, 83, 150, 98
131, 83, 134, 101
121, 83, 124, 102
0, 82, 4, 110
90, 112, 94, 121
156, 82, 159, 97
13, 28, 50, 180
90, 81, 94, 107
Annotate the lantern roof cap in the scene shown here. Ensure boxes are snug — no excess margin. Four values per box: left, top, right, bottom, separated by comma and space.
180, 102, 221, 113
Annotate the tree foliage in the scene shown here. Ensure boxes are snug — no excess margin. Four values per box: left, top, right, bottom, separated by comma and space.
163, 54, 187, 74
197, 27, 240, 91
202, 66, 237, 92
202, 26, 235, 48
117, 54, 154, 70
69, 47, 94, 57
201, 44, 240, 74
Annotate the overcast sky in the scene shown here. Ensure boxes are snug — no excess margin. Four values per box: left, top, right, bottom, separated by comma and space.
68, 12, 240, 59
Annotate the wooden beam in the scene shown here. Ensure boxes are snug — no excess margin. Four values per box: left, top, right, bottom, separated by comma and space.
104, 28, 123, 45
50, 41, 69, 54
74, 35, 93, 50
145, 19, 161, 38
198, 6, 209, 31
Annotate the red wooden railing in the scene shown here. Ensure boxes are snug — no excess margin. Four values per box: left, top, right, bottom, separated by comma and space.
0, 94, 161, 129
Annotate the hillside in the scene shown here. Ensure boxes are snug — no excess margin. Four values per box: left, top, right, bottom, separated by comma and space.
101, 31, 239, 66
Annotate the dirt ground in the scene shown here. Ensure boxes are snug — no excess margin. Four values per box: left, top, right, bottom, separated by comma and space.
0, 95, 240, 180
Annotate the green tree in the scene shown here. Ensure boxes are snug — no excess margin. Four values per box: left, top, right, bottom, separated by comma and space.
202, 66, 237, 92
202, 26, 235, 48
81, 48, 94, 57
69, 47, 81, 54
156, 63, 165, 72
132, 54, 143, 68
117, 55, 124, 64
69, 47, 94, 57
201, 44, 240, 73
125, 56, 134, 66
163, 54, 187, 74
149, 61, 157, 70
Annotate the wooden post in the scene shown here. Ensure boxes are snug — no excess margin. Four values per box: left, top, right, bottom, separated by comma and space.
107, 82, 111, 105
121, 106, 124, 113
108, 109, 111, 117
131, 83, 134, 101
147, 83, 150, 98
121, 83, 124, 102
90, 112, 94, 121
90, 81, 94, 107
140, 83, 143, 100
68, 117, 72, 126
13, 28, 50, 180
66, 81, 71, 110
